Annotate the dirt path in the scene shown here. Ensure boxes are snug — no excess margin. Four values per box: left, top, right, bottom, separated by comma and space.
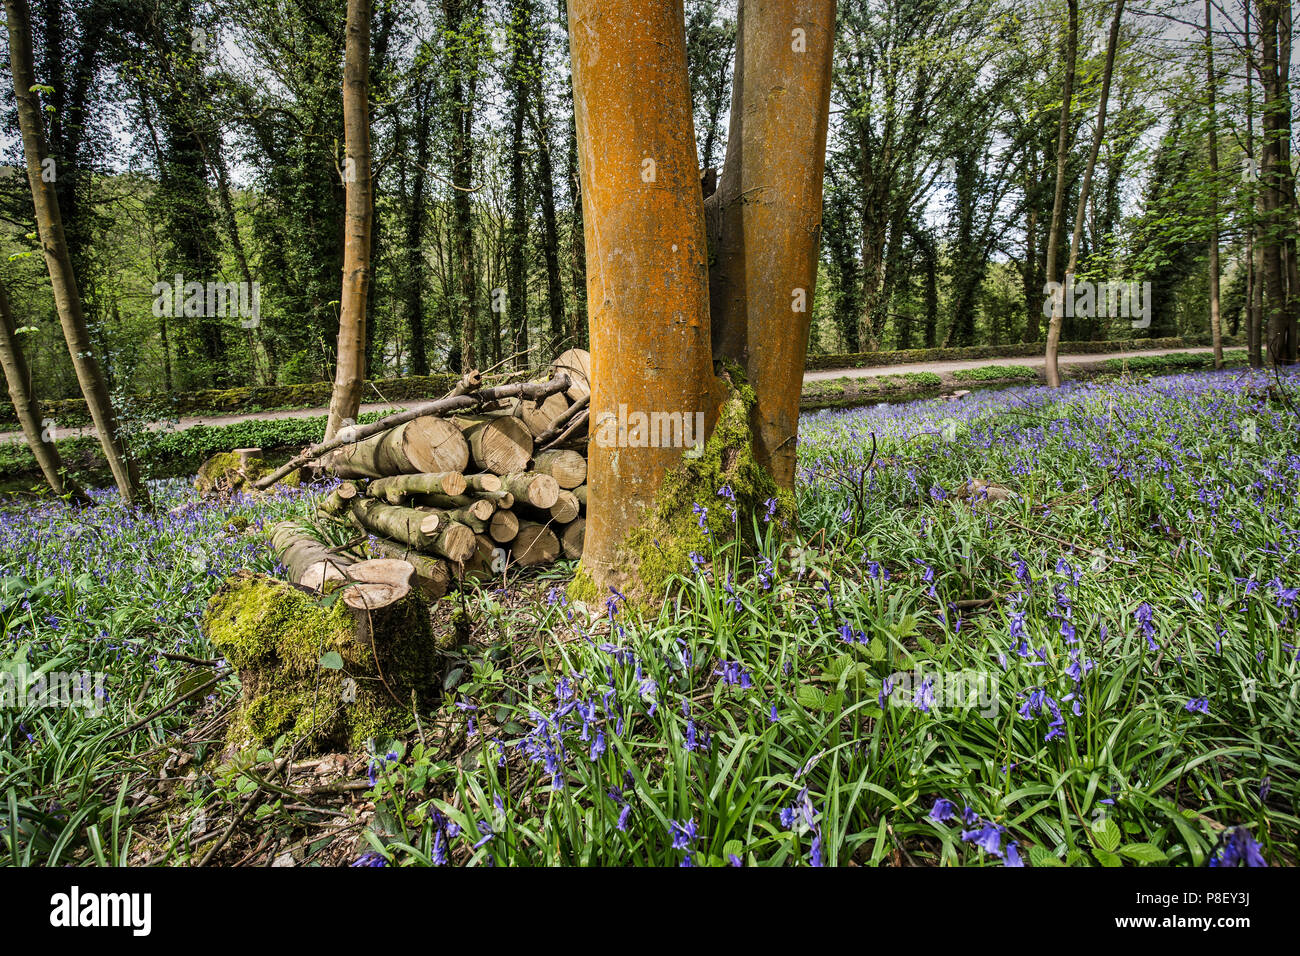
2, 346, 1220, 444
803, 346, 1218, 381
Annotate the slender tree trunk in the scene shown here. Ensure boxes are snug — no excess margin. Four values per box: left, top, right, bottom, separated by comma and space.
1259, 0, 1287, 366
1022, 155, 1040, 343
1278, 0, 1299, 363
405, 78, 432, 376
327, 0, 373, 441
506, 0, 531, 367
1064, 0, 1123, 310
1043, 0, 1078, 388
4, 0, 148, 508
1203, 0, 1222, 367
531, 97, 566, 353
708, 0, 837, 487
1246, 0, 1263, 367
569, 0, 717, 592
445, 0, 482, 372
0, 278, 89, 503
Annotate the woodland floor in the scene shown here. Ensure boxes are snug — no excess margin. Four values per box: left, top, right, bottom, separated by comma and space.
1, 364, 1295, 867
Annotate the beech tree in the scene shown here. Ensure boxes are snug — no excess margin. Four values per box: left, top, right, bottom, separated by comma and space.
570, 0, 835, 594
1042, 0, 1078, 389
326, 0, 373, 441
0, 277, 89, 503
4, 0, 150, 508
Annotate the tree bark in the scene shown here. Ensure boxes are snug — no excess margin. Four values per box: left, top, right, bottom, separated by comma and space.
4, 0, 149, 508
0, 277, 89, 503
707, 0, 837, 487
327, 0, 373, 441
1204, 0, 1222, 368
1060, 0, 1124, 354
1043, 0, 1079, 388
569, 0, 719, 591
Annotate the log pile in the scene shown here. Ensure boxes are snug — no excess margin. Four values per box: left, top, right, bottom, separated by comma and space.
272, 350, 593, 598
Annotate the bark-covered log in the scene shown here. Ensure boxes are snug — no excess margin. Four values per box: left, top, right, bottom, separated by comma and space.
368, 471, 468, 503
253, 374, 569, 489
488, 508, 519, 543
269, 521, 355, 590
549, 489, 581, 523
330, 416, 469, 479
519, 390, 571, 438
533, 449, 587, 488
551, 347, 591, 402
456, 414, 534, 475
464, 473, 503, 493
533, 394, 589, 447
365, 538, 452, 599
560, 517, 585, 560
460, 533, 502, 582
513, 521, 561, 566
501, 472, 560, 509
319, 481, 359, 516
417, 489, 510, 510
350, 497, 444, 551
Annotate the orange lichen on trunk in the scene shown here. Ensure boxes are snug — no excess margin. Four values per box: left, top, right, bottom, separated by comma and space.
709, 0, 836, 488
568, 0, 718, 593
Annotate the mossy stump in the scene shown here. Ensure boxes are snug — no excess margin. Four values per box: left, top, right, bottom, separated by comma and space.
203, 571, 446, 753
195, 451, 300, 495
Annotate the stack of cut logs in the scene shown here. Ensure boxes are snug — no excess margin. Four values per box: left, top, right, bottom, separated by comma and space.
270, 349, 592, 601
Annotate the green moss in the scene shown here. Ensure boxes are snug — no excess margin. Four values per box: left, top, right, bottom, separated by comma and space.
194, 451, 299, 494
572, 368, 789, 610
204, 572, 441, 753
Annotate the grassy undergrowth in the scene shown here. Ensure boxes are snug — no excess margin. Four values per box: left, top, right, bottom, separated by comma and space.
0, 368, 1296, 866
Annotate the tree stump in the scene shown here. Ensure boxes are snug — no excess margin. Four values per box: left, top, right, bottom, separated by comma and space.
203, 568, 446, 753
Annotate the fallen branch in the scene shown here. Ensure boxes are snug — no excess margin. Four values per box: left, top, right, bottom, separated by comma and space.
253, 374, 570, 489
534, 393, 589, 447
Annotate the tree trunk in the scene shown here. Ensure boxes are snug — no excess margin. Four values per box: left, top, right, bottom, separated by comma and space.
1043, 0, 1079, 388
707, 0, 836, 488
506, 0, 531, 366
1246, 0, 1263, 368
405, 77, 433, 376
0, 277, 89, 503
1204, 0, 1222, 368
569, 0, 720, 591
4, 0, 149, 508
327, 0, 373, 441
1259, 0, 1288, 366
1064, 0, 1123, 314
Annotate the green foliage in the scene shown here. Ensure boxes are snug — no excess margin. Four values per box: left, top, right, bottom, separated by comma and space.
952, 364, 1038, 382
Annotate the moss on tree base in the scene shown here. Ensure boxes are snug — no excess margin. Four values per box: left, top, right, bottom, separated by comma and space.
203, 571, 445, 753
570, 369, 793, 611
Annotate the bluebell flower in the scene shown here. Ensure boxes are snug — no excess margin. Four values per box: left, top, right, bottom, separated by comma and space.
1209, 827, 1267, 867
929, 798, 957, 823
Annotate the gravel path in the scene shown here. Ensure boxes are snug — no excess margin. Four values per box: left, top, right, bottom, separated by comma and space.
2, 346, 1220, 444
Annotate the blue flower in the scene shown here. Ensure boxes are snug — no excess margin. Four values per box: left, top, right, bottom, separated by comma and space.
929, 798, 957, 824
1184, 696, 1210, 716
960, 822, 1005, 859
1209, 827, 1267, 867
669, 818, 698, 851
